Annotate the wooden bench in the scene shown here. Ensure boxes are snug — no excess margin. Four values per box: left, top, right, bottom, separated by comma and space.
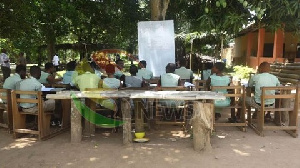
193, 80, 207, 91
211, 85, 247, 131
11, 90, 54, 140
248, 86, 299, 137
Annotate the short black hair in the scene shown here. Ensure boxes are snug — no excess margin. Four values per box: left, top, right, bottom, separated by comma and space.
206, 62, 214, 69
214, 62, 225, 72
139, 60, 147, 68
166, 63, 176, 73
115, 59, 124, 64
30, 66, 41, 76
15, 64, 26, 73
45, 62, 54, 70
129, 64, 138, 74
67, 61, 77, 71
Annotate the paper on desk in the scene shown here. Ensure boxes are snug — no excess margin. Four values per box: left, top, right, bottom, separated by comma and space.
41, 88, 54, 91
184, 82, 195, 87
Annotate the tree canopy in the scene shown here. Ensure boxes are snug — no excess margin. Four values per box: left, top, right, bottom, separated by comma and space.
0, 0, 299, 63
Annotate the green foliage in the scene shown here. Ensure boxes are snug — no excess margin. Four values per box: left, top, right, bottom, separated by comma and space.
1, 0, 299, 65
232, 65, 254, 79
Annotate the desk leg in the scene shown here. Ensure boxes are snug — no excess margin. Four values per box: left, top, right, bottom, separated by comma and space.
7, 90, 13, 133
122, 98, 132, 145
192, 101, 213, 151
71, 98, 82, 143
61, 99, 71, 129
134, 99, 144, 133
83, 98, 96, 137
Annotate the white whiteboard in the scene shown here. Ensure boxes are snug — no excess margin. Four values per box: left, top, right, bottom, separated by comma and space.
138, 20, 175, 77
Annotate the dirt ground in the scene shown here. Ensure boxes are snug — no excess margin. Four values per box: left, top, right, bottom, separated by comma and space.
1, 118, 300, 168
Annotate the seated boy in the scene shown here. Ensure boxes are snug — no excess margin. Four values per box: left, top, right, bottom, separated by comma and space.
39, 62, 62, 85
124, 64, 145, 88
74, 64, 101, 91
137, 60, 153, 80
246, 62, 280, 119
158, 63, 184, 120
63, 61, 77, 86
19, 66, 55, 113
206, 62, 231, 120
97, 64, 121, 111
174, 58, 193, 82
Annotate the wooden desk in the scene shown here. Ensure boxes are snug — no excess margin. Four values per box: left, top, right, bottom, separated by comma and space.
42, 90, 71, 139
47, 90, 225, 151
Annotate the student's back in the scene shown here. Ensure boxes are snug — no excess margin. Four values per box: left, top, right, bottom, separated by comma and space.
136, 60, 153, 80
207, 62, 231, 107
210, 74, 231, 107
103, 78, 120, 89
63, 61, 77, 86
202, 62, 213, 80
161, 73, 180, 87
125, 64, 143, 87
249, 72, 280, 105
125, 76, 142, 87
75, 72, 100, 91
174, 58, 193, 82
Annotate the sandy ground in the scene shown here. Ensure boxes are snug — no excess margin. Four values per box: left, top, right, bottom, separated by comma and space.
1, 118, 300, 168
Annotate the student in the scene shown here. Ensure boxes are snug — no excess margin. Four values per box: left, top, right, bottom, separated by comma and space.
247, 62, 280, 119
74, 64, 101, 91
206, 62, 231, 120
174, 58, 193, 82
63, 61, 77, 86
158, 63, 183, 113
3, 64, 26, 90
98, 64, 121, 111
19, 66, 55, 113
2, 64, 27, 103
159, 63, 181, 87
137, 60, 153, 80
124, 64, 144, 87
202, 62, 213, 80
39, 62, 62, 85
114, 59, 124, 79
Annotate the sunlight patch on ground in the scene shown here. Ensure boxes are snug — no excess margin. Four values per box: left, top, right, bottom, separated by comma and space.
89, 157, 99, 161
1, 138, 36, 150
259, 148, 266, 152
171, 131, 190, 138
164, 157, 179, 163
174, 149, 180, 153
141, 146, 153, 150
217, 135, 226, 139
233, 149, 250, 156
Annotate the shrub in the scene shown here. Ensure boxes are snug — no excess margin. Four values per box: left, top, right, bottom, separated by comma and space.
232, 65, 254, 79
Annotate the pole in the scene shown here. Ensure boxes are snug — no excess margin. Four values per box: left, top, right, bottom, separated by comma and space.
190, 40, 193, 69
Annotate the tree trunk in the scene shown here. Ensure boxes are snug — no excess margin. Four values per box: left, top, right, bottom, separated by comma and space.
47, 41, 55, 62
46, 26, 56, 62
150, 0, 170, 21
192, 101, 213, 152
